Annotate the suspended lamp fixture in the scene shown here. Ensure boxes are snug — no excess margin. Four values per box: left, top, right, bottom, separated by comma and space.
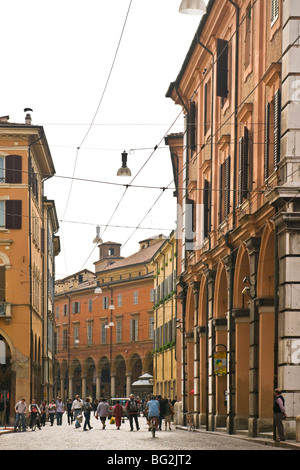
179, 0, 207, 15
117, 150, 131, 176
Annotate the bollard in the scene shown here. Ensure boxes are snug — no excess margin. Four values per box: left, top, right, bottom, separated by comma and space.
296, 415, 300, 442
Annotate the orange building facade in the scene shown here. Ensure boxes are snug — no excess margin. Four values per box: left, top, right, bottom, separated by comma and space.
54, 236, 165, 401
0, 113, 59, 421
165, 0, 300, 438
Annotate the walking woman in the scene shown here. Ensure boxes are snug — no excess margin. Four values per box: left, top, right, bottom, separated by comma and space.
113, 400, 123, 430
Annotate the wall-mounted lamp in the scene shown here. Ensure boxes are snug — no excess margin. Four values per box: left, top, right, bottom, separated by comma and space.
94, 280, 102, 294
241, 286, 250, 296
117, 150, 131, 176
179, 0, 207, 15
243, 276, 255, 287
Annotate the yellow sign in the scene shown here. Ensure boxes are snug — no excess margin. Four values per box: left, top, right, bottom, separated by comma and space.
214, 351, 227, 376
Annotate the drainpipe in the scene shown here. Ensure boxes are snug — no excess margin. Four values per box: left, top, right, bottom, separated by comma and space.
178, 274, 187, 425
28, 132, 43, 400
197, 37, 214, 250
224, 230, 235, 434
273, 212, 279, 440
227, 0, 239, 228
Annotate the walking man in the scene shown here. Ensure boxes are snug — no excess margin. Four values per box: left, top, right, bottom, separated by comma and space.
56, 397, 64, 425
126, 394, 140, 431
72, 394, 83, 428
14, 398, 27, 432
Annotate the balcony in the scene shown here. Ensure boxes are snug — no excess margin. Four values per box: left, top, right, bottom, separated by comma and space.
0, 302, 12, 323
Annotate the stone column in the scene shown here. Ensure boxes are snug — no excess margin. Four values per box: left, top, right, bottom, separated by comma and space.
81, 375, 86, 399
126, 371, 132, 397
192, 281, 200, 426
111, 372, 116, 398
68, 375, 73, 399
96, 374, 101, 399
60, 378, 64, 400
245, 237, 261, 437
204, 268, 216, 431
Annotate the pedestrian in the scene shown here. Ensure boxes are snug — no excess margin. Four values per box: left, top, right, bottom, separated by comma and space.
113, 400, 123, 429
126, 394, 140, 431
273, 388, 287, 442
0, 395, 5, 426
48, 399, 57, 426
163, 398, 173, 430
29, 399, 42, 430
93, 398, 99, 416
158, 395, 164, 430
40, 400, 48, 426
56, 397, 64, 425
82, 397, 93, 431
14, 398, 27, 432
66, 398, 74, 425
96, 398, 110, 429
72, 394, 83, 428
146, 396, 160, 431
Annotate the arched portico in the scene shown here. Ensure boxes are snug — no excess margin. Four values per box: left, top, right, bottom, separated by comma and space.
232, 244, 251, 430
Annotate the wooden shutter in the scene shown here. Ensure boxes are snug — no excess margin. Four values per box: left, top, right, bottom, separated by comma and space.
216, 39, 228, 98
189, 101, 196, 153
5, 155, 22, 184
243, 127, 249, 198
218, 164, 223, 225
264, 102, 270, 180
225, 156, 231, 217
273, 88, 281, 169
203, 179, 210, 238
6, 200, 22, 229
204, 83, 208, 134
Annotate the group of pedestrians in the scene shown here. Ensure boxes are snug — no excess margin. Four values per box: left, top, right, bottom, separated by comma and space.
12, 393, 177, 434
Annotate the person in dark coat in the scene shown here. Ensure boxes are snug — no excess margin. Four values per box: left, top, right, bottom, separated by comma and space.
273, 388, 287, 441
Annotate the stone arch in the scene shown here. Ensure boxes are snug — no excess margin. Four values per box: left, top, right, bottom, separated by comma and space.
127, 352, 143, 385
212, 261, 228, 427
256, 222, 276, 424
232, 243, 251, 429
214, 260, 228, 319
257, 221, 275, 299
233, 243, 251, 308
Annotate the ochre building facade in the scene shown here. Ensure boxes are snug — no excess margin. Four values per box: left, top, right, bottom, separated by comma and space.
165, 0, 300, 438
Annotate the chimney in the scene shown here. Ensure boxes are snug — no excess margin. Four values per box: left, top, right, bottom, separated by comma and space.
24, 108, 33, 125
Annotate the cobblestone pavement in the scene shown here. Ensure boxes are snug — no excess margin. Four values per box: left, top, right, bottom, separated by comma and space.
0, 414, 291, 452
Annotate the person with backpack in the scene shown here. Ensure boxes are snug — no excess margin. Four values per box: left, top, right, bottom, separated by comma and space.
126, 394, 140, 431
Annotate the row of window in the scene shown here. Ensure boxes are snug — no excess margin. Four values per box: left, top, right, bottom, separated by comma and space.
186, 85, 281, 237
55, 316, 154, 351
56, 289, 156, 318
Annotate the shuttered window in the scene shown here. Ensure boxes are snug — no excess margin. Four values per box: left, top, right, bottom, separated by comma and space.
218, 156, 231, 224
273, 88, 281, 170
6, 200, 22, 229
264, 88, 281, 180
216, 39, 229, 98
238, 127, 250, 205
203, 179, 210, 238
6, 155, 22, 184
271, 0, 279, 25
189, 101, 197, 154
264, 102, 270, 180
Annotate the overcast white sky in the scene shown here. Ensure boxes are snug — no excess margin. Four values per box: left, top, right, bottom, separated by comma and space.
2, 0, 204, 279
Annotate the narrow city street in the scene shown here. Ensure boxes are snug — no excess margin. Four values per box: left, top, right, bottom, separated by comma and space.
0, 414, 289, 454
